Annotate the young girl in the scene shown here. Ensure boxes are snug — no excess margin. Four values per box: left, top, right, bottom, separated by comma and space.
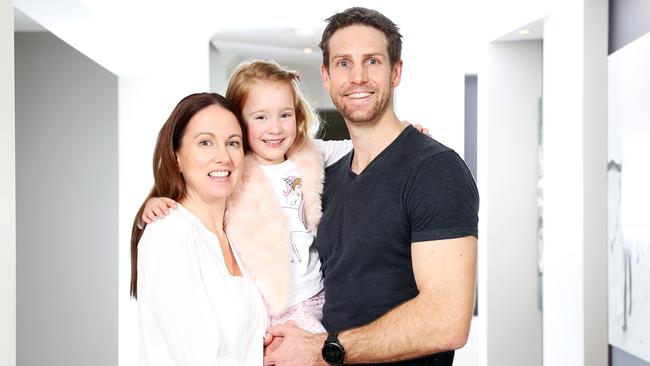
142, 60, 351, 333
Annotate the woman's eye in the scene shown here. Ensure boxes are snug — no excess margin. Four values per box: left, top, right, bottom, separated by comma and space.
199, 140, 212, 146
227, 140, 241, 147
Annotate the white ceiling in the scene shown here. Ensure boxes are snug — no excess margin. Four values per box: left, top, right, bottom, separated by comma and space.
213, 28, 322, 50
210, 28, 323, 67
12, 0, 543, 76
496, 18, 544, 42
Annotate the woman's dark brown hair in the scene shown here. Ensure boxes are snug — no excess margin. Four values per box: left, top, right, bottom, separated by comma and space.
130, 92, 247, 298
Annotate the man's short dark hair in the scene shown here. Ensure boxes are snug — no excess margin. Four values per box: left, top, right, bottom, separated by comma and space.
319, 7, 402, 70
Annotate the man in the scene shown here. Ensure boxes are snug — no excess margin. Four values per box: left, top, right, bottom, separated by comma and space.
264, 7, 478, 365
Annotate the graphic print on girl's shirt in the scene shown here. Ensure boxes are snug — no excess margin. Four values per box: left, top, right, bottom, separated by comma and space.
283, 175, 309, 262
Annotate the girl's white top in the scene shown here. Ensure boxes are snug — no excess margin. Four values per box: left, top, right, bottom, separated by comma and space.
259, 139, 352, 307
137, 204, 267, 366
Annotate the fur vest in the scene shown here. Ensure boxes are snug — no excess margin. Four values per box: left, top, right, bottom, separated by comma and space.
225, 139, 324, 315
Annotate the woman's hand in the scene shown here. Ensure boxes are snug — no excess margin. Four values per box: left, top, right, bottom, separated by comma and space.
402, 120, 430, 136
142, 197, 177, 224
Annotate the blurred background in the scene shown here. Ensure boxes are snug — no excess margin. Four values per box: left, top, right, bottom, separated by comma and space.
1, 0, 650, 365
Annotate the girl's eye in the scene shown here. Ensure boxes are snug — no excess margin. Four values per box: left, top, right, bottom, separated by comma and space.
281, 112, 293, 118
255, 115, 267, 120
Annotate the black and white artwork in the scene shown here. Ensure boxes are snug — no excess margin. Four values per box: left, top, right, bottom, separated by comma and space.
608, 32, 650, 363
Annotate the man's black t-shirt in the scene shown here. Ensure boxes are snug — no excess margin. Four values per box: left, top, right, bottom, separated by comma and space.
316, 126, 479, 365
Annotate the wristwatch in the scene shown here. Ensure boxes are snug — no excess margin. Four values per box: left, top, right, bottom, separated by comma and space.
322, 332, 345, 365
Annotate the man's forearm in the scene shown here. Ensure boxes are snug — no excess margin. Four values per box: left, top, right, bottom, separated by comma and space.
338, 291, 473, 364
319, 237, 477, 365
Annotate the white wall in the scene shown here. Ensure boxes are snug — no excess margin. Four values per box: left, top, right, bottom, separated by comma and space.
15, 32, 118, 366
481, 39, 543, 366
399, 20, 468, 156
478, 1, 608, 365
1, 1, 16, 366
542, 0, 608, 365
118, 46, 210, 366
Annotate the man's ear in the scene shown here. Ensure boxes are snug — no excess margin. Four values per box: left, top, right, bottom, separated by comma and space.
321, 64, 331, 93
391, 59, 403, 88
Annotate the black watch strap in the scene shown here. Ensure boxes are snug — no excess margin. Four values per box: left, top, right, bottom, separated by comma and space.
322, 332, 345, 365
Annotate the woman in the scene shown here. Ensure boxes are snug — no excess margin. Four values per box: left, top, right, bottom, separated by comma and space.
130, 93, 267, 365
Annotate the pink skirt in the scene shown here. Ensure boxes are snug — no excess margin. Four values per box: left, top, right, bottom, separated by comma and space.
269, 291, 325, 333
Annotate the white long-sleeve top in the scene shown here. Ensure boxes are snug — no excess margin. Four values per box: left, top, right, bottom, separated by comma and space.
137, 204, 267, 366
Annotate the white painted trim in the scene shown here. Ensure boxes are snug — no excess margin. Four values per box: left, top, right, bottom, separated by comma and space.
482, 39, 543, 366
1, 1, 16, 365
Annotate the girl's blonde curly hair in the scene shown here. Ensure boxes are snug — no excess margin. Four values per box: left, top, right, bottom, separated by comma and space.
226, 59, 321, 153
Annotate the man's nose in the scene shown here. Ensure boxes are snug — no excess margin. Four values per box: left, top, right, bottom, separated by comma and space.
350, 63, 369, 84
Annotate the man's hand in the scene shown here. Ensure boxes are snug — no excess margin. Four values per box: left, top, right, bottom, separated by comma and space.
263, 322, 326, 366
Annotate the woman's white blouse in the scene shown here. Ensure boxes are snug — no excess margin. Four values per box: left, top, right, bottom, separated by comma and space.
137, 205, 267, 366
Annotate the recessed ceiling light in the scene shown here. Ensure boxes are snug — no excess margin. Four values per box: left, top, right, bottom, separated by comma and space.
518, 28, 531, 35
303, 48, 313, 54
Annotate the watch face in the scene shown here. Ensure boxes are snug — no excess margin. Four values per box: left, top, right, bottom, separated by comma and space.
322, 343, 343, 363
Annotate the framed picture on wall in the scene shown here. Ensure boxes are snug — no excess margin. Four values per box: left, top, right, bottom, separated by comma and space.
607, 31, 650, 363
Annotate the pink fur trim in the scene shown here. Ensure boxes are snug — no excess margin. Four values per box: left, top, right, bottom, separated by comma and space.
225, 139, 324, 315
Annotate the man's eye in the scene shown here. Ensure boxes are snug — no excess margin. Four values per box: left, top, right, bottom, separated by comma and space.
338, 60, 349, 68
368, 58, 379, 65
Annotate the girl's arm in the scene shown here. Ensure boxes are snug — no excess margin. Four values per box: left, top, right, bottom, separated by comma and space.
141, 197, 177, 224
312, 139, 353, 167
313, 122, 430, 167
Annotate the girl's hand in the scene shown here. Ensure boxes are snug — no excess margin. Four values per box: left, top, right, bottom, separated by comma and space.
402, 120, 431, 136
142, 197, 177, 224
